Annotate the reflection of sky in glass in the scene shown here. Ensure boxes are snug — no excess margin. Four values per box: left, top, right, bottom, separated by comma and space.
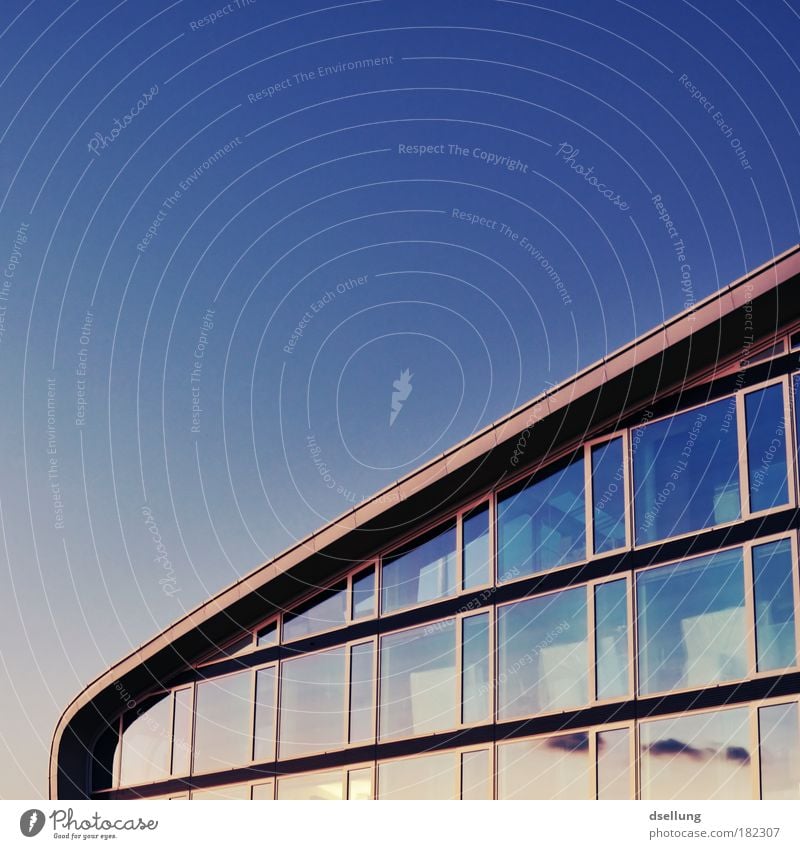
633, 399, 740, 545
279, 648, 346, 759
380, 620, 456, 740
753, 540, 797, 672
498, 733, 589, 800
278, 770, 343, 800
497, 459, 585, 580
592, 438, 627, 553
498, 588, 587, 719
637, 549, 746, 695
193, 672, 251, 774
745, 385, 789, 512
378, 752, 457, 800
597, 728, 630, 800
640, 708, 751, 800
463, 506, 490, 589
381, 525, 457, 613
759, 703, 800, 800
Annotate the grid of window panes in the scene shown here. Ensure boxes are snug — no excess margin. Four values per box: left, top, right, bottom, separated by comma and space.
142, 699, 800, 799
203, 377, 797, 669
107, 372, 800, 798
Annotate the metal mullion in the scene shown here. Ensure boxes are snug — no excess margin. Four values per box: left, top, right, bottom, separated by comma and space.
589, 729, 598, 800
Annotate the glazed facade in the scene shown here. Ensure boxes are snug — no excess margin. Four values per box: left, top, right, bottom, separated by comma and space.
91, 331, 800, 801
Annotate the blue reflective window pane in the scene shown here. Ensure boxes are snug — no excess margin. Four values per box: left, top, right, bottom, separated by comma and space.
279, 648, 346, 759
348, 642, 374, 745
253, 666, 277, 762
379, 620, 457, 740
745, 386, 789, 512
633, 399, 740, 545
636, 549, 746, 696
462, 613, 490, 724
351, 567, 375, 620
594, 580, 629, 700
283, 581, 347, 642
640, 708, 752, 800
463, 505, 490, 589
381, 524, 457, 613
497, 588, 588, 720
497, 458, 585, 581
753, 539, 797, 672
193, 672, 252, 774
759, 703, 800, 800
591, 438, 626, 553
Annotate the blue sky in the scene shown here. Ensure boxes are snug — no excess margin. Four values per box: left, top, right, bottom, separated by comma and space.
1, 0, 800, 798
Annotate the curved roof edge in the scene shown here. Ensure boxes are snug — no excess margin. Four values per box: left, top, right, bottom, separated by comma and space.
50, 243, 800, 798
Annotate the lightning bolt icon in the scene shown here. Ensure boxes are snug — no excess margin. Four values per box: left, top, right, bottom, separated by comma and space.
28, 811, 39, 833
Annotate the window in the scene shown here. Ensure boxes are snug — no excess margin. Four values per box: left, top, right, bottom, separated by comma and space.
759, 702, 800, 799
347, 767, 372, 800
256, 621, 277, 648
279, 648, 346, 759
633, 398, 740, 545
378, 752, 458, 800
119, 693, 172, 786
636, 549, 747, 695
462, 613, 490, 724
348, 642, 374, 745
753, 539, 797, 672
498, 733, 589, 800
591, 438, 627, 553
461, 750, 491, 800
191, 783, 251, 800
381, 523, 457, 613
639, 707, 752, 800
351, 567, 375, 620
745, 385, 789, 512
594, 580, 629, 700
171, 688, 192, 776
277, 770, 344, 800
193, 672, 251, 774
497, 457, 585, 581
283, 581, 347, 642
497, 587, 588, 720
253, 666, 277, 762
379, 620, 457, 740
251, 781, 274, 800
463, 504, 490, 589
597, 728, 631, 799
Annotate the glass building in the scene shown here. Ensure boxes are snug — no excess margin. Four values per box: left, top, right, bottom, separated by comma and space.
52, 247, 800, 800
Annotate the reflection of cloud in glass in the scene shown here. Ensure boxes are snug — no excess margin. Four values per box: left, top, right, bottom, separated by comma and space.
726, 745, 751, 764
547, 732, 589, 752
646, 738, 704, 759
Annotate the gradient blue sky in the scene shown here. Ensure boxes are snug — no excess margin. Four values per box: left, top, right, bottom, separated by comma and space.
1, 0, 800, 798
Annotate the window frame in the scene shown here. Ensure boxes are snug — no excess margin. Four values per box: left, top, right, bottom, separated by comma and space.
377, 608, 495, 744
495, 720, 635, 801
632, 532, 800, 700
584, 430, 632, 558
738, 375, 796, 518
